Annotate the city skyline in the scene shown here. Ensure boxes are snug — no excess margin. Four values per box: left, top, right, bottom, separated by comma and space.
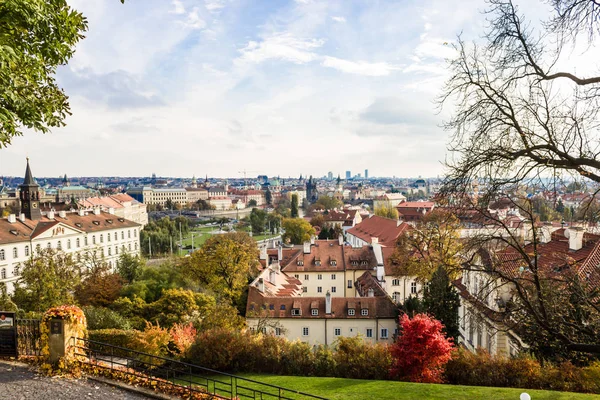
0, 0, 572, 178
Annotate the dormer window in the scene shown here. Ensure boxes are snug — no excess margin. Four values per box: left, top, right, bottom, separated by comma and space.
361, 309, 368, 316
315, 259, 321, 266
92, 221, 100, 226
348, 309, 355, 316
361, 260, 368, 266
351, 260, 358, 266
75, 223, 83, 228
280, 305, 286, 310
297, 259, 304, 266
330, 260, 337, 266
292, 308, 301, 316
311, 309, 318, 316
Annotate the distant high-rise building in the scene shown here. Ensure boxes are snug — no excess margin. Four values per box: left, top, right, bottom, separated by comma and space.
346, 170, 351, 179
365, 169, 369, 179
328, 171, 333, 180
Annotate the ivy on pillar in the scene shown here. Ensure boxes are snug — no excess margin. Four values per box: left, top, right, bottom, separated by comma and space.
40, 305, 87, 372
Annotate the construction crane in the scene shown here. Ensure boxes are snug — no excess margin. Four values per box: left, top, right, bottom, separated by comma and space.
238, 169, 258, 188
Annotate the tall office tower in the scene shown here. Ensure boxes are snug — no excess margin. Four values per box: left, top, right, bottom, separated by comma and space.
328, 171, 333, 180
346, 170, 351, 179
365, 169, 369, 179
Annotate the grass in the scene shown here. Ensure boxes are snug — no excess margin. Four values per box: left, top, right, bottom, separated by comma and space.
175, 225, 279, 255
178, 373, 600, 400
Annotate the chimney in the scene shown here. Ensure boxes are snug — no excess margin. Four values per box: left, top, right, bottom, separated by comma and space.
260, 245, 267, 260
18, 213, 25, 222
373, 243, 385, 282
108, 207, 115, 215
58, 210, 66, 219
257, 278, 265, 293
303, 241, 311, 254
368, 288, 375, 297
310, 235, 315, 245
93, 207, 101, 215
338, 234, 344, 246
47, 210, 55, 220
371, 237, 379, 244
7, 214, 16, 223
567, 227, 584, 251
325, 291, 332, 314
277, 245, 283, 261
78, 208, 85, 216
269, 269, 276, 284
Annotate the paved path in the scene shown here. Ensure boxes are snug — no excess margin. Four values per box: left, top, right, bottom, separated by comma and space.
0, 360, 152, 400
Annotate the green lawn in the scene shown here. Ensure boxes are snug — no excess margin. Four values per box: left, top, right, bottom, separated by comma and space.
176, 226, 279, 255
180, 373, 600, 400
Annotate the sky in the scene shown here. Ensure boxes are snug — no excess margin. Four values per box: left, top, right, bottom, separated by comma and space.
0, 0, 556, 179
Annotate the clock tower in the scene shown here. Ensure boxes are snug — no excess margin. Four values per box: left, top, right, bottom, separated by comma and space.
19, 158, 42, 220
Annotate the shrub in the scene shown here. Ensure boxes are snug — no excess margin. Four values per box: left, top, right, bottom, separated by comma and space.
130, 322, 171, 363
334, 336, 391, 380
390, 313, 454, 383
88, 329, 138, 357
185, 328, 252, 372
83, 306, 131, 330
280, 340, 315, 376
169, 322, 197, 357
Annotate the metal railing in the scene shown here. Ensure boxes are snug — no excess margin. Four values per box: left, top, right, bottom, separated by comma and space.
16, 319, 41, 356
71, 337, 328, 400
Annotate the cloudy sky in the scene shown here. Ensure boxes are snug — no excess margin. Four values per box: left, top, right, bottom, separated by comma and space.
0, 0, 554, 179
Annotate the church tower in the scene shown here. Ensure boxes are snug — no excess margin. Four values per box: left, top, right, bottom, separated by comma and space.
20, 159, 42, 220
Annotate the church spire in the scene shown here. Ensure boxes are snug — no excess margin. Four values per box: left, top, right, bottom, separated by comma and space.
23, 158, 36, 186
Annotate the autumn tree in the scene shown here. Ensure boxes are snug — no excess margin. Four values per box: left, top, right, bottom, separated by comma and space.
313, 195, 342, 211
390, 313, 454, 383
390, 209, 463, 282
117, 252, 144, 283
374, 201, 399, 220
186, 232, 259, 304
282, 218, 315, 245
439, 0, 600, 355
309, 214, 325, 228
75, 264, 123, 307
12, 249, 81, 312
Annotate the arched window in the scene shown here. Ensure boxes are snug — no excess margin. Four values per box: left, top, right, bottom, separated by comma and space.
67, 239, 71, 249
47, 242, 51, 249
13, 247, 18, 258
121, 231, 124, 240
1, 268, 6, 279
100, 234, 103, 243
92, 235, 96, 245
108, 248, 112, 256
36, 244, 41, 253
128, 243, 132, 251
57, 241, 62, 250
13, 265, 20, 276
134, 242, 138, 250
128, 230, 131, 238
24, 245, 29, 257
0, 249, 4, 261
114, 232, 118, 240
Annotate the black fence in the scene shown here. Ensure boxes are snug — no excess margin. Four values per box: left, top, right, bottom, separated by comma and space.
72, 337, 328, 400
16, 319, 41, 356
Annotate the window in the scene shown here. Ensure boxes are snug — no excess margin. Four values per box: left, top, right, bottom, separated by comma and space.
410, 282, 417, 294
47, 242, 51, 249
36, 244, 41, 253
311, 309, 318, 316
477, 328, 482, 348
348, 309, 355, 316
392, 292, 401, 303
487, 333, 493, 353
331, 287, 336, 293
128, 230, 131, 238
392, 278, 400, 286
13, 265, 19, 276
0, 249, 5, 260
331, 274, 336, 280
57, 241, 62, 250
304, 274, 309, 280
107, 233, 111, 242
24, 246, 29, 257
275, 328, 282, 336
292, 309, 301, 316
135, 242, 138, 250
330, 260, 336, 266
334, 328, 341, 336
114, 232, 118, 240
115, 246, 119, 255
1, 268, 5, 279
92, 236, 96, 245
361, 309, 368, 316
315, 260, 321, 266
280, 305, 286, 310
76, 238, 80, 248
302, 286, 307, 293
317, 274, 322, 280
67, 239, 71, 250
108, 248, 112, 256
366, 328, 373, 338
294, 274, 299, 279
317, 287, 322, 293
121, 231, 125, 240
269, 304, 275, 310
347, 280, 352, 288
468, 325, 474, 344
297, 259, 304, 266
128, 243, 132, 251
12, 247, 17, 258
84, 237, 88, 246
302, 327, 309, 336
381, 328, 389, 339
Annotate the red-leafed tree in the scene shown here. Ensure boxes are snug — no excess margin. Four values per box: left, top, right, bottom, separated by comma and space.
390, 313, 454, 383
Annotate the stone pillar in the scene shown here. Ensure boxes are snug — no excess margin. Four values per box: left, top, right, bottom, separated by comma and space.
47, 318, 78, 364
41, 306, 87, 367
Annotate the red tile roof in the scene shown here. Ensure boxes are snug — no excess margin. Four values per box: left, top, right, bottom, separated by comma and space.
346, 215, 409, 247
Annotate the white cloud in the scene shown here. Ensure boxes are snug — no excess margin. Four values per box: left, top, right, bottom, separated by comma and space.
331, 16, 346, 23
170, 0, 185, 15
185, 7, 206, 29
205, 0, 224, 13
237, 33, 324, 65
322, 56, 401, 76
